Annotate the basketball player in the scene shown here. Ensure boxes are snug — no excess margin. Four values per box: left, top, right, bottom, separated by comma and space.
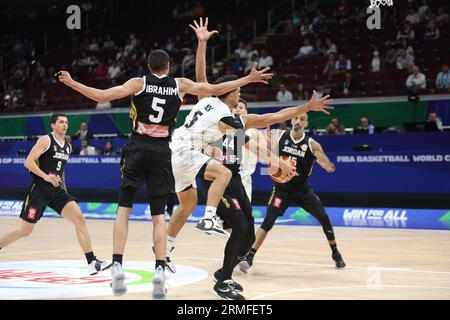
58, 42, 272, 299
0, 113, 110, 276
166, 20, 334, 299
238, 113, 346, 273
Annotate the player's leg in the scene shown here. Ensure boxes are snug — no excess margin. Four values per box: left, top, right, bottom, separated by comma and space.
0, 219, 35, 249
149, 195, 168, 300
298, 187, 346, 268
196, 160, 232, 236
212, 196, 247, 300
59, 199, 111, 275
239, 186, 288, 273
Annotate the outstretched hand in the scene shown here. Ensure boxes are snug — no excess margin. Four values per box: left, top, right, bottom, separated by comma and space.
248, 64, 273, 85
189, 17, 219, 42
57, 71, 74, 87
307, 90, 334, 115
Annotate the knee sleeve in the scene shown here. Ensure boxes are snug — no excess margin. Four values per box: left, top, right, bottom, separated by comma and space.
260, 207, 280, 232
149, 194, 168, 216
118, 186, 138, 208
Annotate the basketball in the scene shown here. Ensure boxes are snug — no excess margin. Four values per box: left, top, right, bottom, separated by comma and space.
269, 155, 295, 183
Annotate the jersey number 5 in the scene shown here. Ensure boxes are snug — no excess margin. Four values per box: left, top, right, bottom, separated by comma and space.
149, 97, 166, 123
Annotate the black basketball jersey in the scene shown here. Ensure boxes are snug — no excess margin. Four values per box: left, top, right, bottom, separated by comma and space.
130, 74, 182, 141
209, 116, 249, 174
31, 133, 71, 183
276, 130, 316, 190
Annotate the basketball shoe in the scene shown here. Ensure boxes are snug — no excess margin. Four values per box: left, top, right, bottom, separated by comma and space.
196, 215, 229, 236
88, 259, 112, 276
110, 262, 127, 296
332, 250, 346, 268
213, 269, 243, 292
213, 280, 245, 300
152, 265, 167, 300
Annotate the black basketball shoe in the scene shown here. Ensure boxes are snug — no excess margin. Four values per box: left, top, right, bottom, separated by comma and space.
332, 250, 346, 268
213, 269, 243, 292
213, 280, 245, 300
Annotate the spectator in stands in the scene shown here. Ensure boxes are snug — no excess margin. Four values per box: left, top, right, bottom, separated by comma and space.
300, 19, 313, 36
164, 38, 177, 53
276, 84, 293, 103
257, 50, 273, 69
396, 22, 415, 43
229, 53, 244, 74
424, 21, 440, 41
349, 6, 366, 23
436, 64, 450, 90
235, 42, 248, 59
292, 10, 302, 27
294, 39, 314, 60
108, 61, 121, 80
76, 51, 92, 67
435, 7, 449, 27
322, 86, 337, 99
172, 3, 183, 18
385, 41, 398, 67
326, 117, 346, 135
80, 138, 97, 156
34, 62, 46, 80
427, 112, 443, 131
246, 44, 258, 59
102, 141, 116, 155
313, 39, 326, 56
335, 54, 352, 74
296, 83, 309, 100
34, 90, 49, 110
94, 62, 108, 80
396, 48, 414, 70
74, 122, 93, 140
418, 0, 430, 21
342, 72, 361, 95
370, 50, 385, 72
89, 38, 99, 52
406, 65, 427, 95
405, 9, 420, 25
336, 0, 350, 24
65, 136, 80, 155
323, 54, 337, 79
244, 53, 258, 75
103, 34, 115, 50
355, 116, 375, 134
325, 38, 338, 56
400, 39, 415, 57
115, 47, 125, 62
182, 48, 195, 73
312, 10, 327, 34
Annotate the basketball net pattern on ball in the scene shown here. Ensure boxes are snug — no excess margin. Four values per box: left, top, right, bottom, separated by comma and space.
369, 0, 393, 8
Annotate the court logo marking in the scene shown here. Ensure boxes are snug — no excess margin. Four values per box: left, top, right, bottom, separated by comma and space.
0, 260, 207, 299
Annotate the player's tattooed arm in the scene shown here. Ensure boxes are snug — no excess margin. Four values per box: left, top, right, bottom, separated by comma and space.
191, 17, 218, 101
58, 71, 143, 102
24, 136, 61, 187
311, 139, 336, 173
242, 91, 334, 129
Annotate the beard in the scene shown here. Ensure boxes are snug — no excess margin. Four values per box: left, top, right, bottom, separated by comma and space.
294, 125, 302, 132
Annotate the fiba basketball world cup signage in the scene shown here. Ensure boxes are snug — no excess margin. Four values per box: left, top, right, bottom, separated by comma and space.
366, 0, 393, 30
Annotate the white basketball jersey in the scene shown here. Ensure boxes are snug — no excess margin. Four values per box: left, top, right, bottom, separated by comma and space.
240, 128, 258, 178
172, 97, 232, 150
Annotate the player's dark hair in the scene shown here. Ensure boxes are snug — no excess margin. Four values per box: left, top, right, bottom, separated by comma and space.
50, 113, 67, 124
214, 75, 239, 100
147, 50, 170, 73
239, 98, 248, 109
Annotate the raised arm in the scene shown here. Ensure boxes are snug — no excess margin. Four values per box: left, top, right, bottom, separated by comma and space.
242, 90, 334, 129
311, 139, 336, 173
177, 63, 272, 97
58, 71, 143, 102
24, 136, 61, 187
190, 17, 218, 101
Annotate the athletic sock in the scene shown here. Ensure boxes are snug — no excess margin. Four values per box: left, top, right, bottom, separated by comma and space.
155, 260, 166, 270
247, 248, 257, 260
167, 236, 175, 257
204, 206, 217, 219
85, 251, 96, 264
113, 254, 123, 265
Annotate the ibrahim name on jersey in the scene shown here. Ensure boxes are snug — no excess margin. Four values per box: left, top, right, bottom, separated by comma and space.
276, 130, 316, 191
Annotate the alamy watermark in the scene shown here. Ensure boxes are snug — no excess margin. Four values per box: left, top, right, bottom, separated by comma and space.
66, 5, 81, 30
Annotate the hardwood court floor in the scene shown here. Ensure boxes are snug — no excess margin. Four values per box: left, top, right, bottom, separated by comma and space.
1, 216, 449, 300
